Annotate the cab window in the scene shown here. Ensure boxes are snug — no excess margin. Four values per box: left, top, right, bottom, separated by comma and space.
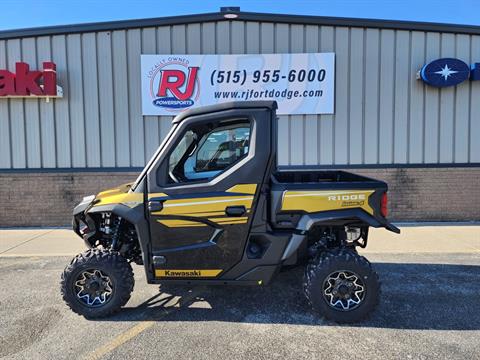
167, 121, 250, 184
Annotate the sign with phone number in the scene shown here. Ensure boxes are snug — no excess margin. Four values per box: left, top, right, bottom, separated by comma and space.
141, 53, 335, 116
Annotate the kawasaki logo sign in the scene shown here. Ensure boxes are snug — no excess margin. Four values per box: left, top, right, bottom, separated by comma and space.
141, 53, 335, 115
0, 62, 62, 100
165, 270, 201, 277
154, 269, 222, 277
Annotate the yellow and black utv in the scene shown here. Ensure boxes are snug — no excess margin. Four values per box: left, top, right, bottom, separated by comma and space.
61, 101, 399, 323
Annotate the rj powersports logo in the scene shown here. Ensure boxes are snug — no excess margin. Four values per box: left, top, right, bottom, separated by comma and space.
147, 57, 200, 110
419, 58, 480, 87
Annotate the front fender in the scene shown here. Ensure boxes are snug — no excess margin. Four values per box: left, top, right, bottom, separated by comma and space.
87, 204, 151, 273
72, 203, 153, 280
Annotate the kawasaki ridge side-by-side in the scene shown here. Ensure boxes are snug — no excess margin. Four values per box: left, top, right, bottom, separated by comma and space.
61, 101, 400, 323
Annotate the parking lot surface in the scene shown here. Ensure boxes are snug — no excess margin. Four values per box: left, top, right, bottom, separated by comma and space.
0, 226, 479, 359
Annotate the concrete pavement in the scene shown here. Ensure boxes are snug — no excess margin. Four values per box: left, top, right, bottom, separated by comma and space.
1, 224, 479, 360
0, 224, 479, 257
1, 252, 480, 359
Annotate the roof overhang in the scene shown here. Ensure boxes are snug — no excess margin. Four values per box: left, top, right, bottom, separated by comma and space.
1, 10, 480, 40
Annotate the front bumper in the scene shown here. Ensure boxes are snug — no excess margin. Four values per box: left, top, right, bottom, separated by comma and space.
72, 195, 96, 239
73, 195, 95, 216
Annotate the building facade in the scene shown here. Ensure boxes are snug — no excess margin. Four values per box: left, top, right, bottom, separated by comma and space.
1, 9, 479, 226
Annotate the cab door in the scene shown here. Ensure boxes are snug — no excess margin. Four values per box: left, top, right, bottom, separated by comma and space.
146, 107, 273, 279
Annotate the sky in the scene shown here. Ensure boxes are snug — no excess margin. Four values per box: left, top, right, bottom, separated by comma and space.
0, 0, 479, 31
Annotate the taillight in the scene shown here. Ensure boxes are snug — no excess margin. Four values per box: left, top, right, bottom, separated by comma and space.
381, 193, 388, 217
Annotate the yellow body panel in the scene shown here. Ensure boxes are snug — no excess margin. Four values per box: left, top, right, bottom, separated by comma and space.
95, 193, 143, 207
93, 182, 143, 207
226, 184, 257, 195
92, 183, 256, 227
148, 192, 169, 199
157, 214, 249, 228
96, 183, 133, 198
155, 269, 222, 277
151, 184, 256, 227
157, 219, 208, 227
152, 196, 254, 216
95, 186, 168, 208
281, 190, 375, 215
211, 216, 248, 223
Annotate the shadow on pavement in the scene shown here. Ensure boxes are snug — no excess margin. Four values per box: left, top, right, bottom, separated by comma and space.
108, 262, 480, 330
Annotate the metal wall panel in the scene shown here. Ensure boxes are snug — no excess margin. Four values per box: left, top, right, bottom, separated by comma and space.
22, 37, 41, 168
1, 20, 479, 169
349, 28, 364, 165
305, 25, 319, 165
51, 35, 71, 168
319, 26, 335, 165
378, 30, 395, 164
364, 28, 380, 164
0, 40, 11, 169
66, 34, 86, 168
275, 23, 290, 166
7, 39, 26, 169
112, 30, 131, 167
142, 27, 159, 162
454, 34, 471, 163
81, 33, 101, 168
408, 31, 426, 164
157, 26, 175, 151
334, 27, 350, 165
126, 29, 144, 167
471, 36, 480, 162
98, 31, 116, 167
393, 31, 410, 164
439, 33, 455, 163
290, 25, 305, 166
424, 33, 441, 163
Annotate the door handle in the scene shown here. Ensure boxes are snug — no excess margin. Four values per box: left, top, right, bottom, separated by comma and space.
225, 205, 246, 217
148, 200, 164, 212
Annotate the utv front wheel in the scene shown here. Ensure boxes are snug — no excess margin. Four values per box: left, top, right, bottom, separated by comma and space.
304, 249, 379, 323
61, 249, 134, 318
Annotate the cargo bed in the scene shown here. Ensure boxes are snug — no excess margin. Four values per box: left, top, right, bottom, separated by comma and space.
270, 168, 396, 232
272, 169, 387, 191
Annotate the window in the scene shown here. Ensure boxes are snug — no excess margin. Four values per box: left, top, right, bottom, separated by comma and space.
167, 121, 250, 184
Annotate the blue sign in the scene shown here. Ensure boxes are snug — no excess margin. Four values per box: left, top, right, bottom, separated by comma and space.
471, 63, 480, 81
420, 58, 470, 87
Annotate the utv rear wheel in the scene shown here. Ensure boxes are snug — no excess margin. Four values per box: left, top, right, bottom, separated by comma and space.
304, 249, 379, 323
61, 249, 134, 318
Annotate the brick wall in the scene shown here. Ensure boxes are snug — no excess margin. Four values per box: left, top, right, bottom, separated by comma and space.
355, 167, 480, 222
0, 172, 138, 227
0, 167, 479, 227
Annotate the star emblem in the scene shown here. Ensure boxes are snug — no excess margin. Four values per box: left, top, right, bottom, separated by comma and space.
434, 64, 458, 81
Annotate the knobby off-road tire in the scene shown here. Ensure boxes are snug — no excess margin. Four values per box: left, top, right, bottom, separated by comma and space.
61, 249, 134, 318
303, 248, 380, 323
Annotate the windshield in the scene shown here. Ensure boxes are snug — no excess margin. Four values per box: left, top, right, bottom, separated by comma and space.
168, 130, 196, 174
130, 124, 178, 191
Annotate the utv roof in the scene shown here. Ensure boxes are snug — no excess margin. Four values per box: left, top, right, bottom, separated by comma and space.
171, 101, 278, 124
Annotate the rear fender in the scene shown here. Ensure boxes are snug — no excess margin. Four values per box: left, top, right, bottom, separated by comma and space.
281, 209, 399, 260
